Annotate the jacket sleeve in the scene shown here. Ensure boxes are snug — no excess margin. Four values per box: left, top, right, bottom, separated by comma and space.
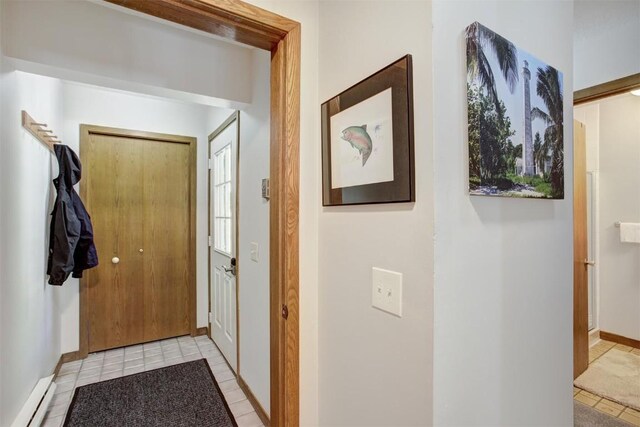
48, 200, 81, 286
72, 196, 99, 278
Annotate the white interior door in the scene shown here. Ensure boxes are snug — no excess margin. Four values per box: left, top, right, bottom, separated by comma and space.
209, 117, 238, 372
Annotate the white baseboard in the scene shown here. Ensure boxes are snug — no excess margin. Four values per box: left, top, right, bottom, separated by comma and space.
11, 375, 56, 427
589, 328, 601, 347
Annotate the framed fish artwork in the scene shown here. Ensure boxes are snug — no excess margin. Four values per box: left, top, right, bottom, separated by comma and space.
321, 55, 415, 206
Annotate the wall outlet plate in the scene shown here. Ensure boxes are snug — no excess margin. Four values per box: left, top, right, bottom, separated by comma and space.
372, 267, 403, 317
250, 242, 259, 262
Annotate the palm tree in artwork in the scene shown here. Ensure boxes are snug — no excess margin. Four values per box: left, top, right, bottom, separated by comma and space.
533, 131, 549, 176
466, 22, 519, 112
532, 66, 564, 197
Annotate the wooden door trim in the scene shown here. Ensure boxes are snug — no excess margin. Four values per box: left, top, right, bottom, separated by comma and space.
79, 124, 198, 356
573, 120, 589, 379
207, 111, 240, 375
101, 2, 300, 425
574, 73, 640, 105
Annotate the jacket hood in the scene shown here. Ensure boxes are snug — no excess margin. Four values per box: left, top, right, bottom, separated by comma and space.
54, 144, 81, 188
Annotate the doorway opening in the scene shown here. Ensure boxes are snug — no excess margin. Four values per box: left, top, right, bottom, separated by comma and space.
89, 2, 301, 424
573, 73, 640, 424
3, 0, 301, 424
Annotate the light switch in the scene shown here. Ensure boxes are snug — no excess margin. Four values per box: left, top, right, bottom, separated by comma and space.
250, 242, 259, 262
372, 267, 403, 317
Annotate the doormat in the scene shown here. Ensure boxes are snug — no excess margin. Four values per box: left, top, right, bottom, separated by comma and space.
574, 401, 633, 427
574, 349, 640, 411
64, 359, 237, 426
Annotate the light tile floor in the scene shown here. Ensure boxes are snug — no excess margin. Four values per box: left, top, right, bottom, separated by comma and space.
573, 339, 640, 426
42, 335, 264, 427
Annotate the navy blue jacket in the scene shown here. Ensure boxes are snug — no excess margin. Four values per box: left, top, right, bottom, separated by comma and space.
47, 145, 98, 286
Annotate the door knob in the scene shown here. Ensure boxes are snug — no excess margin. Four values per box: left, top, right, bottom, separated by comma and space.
139, 249, 144, 253
222, 258, 237, 275
584, 259, 595, 266
112, 257, 120, 264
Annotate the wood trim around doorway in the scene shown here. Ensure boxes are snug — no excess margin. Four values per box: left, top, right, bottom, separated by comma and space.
574, 73, 640, 105
78, 124, 198, 357
103, 1, 301, 425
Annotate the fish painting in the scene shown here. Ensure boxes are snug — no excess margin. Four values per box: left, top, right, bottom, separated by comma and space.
341, 125, 373, 166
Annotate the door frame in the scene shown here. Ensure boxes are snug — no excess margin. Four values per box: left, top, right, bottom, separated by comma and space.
207, 111, 241, 372
78, 124, 198, 354
574, 73, 640, 105
572, 73, 640, 378
103, 2, 300, 425
573, 119, 589, 379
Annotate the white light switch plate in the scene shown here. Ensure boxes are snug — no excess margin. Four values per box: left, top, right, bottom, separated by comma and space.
250, 242, 259, 262
372, 267, 403, 317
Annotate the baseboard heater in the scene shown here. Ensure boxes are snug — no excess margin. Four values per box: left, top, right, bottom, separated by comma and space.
11, 375, 57, 427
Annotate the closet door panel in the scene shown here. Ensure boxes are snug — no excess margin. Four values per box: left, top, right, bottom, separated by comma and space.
142, 139, 191, 342
85, 134, 145, 352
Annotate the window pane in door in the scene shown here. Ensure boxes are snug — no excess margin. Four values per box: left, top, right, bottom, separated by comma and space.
213, 144, 232, 255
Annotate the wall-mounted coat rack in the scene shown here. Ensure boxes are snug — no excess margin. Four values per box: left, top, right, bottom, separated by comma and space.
21, 110, 61, 151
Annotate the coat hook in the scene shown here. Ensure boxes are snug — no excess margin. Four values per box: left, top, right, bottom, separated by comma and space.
37, 129, 53, 133
31, 121, 47, 127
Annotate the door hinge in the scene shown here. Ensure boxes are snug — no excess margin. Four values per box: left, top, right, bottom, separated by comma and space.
208, 158, 213, 170
208, 312, 213, 323
281, 304, 289, 320
208, 235, 213, 247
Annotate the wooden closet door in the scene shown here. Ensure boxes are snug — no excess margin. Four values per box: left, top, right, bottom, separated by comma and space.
85, 134, 145, 352
82, 126, 194, 353
142, 139, 191, 341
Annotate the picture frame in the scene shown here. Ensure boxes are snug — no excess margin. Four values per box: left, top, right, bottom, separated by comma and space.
466, 22, 564, 199
321, 55, 415, 206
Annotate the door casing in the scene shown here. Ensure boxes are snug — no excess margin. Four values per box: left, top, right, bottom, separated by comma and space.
100, 2, 300, 425
79, 124, 198, 351
573, 119, 589, 379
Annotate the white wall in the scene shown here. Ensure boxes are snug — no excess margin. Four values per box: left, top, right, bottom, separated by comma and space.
574, 0, 640, 90
0, 69, 63, 427
577, 94, 640, 341
433, 1, 574, 426
598, 94, 640, 341
1, 0, 253, 107
59, 82, 231, 353
236, 49, 271, 413
318, 2, 434, 425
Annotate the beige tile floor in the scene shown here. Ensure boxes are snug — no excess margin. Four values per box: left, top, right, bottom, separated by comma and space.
42, 335, 264, 427
573, 339, 640, 426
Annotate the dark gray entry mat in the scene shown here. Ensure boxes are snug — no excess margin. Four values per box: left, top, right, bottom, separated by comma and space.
63, 359, 237, 427
575, 401, 632, 427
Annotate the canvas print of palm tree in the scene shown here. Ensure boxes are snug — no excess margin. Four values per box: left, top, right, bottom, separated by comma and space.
466, 22, 564, 199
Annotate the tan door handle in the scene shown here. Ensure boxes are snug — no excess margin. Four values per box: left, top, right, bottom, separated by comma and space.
584, 259, 595, 266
